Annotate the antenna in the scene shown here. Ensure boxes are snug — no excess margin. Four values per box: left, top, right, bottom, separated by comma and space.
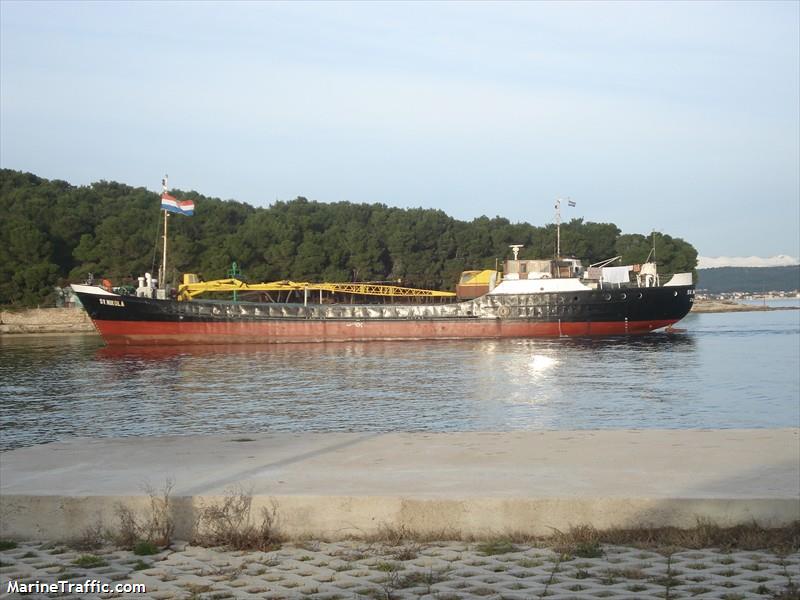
652, 230, 657, 264
645, 230, 657, 264
509, 244, 524, 260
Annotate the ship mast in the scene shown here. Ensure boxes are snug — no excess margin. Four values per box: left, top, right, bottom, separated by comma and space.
554, 197, 575, 261
555, 198, 562, 260
159, 175, 169, 291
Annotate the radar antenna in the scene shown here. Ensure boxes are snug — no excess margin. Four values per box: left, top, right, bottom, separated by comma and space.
509, 244, 524, 260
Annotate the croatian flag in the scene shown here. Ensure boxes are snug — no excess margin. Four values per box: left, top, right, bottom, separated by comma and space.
161, 193, 195, 216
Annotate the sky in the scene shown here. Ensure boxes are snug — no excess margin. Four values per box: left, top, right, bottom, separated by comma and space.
1, 1, 798, 263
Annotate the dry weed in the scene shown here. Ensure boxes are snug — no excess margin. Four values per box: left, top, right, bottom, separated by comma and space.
193, 486, 283, 551
114, 478, 175, 549
357, 520, 799, 554
71, 518, 109, 551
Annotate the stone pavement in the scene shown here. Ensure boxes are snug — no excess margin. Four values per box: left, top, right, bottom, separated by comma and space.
1, 539, 798, 600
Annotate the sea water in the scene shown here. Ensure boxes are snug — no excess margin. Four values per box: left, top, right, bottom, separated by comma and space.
1, 307, 798, 450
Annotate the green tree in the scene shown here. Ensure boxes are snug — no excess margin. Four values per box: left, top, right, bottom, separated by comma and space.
0, 168, 699, 305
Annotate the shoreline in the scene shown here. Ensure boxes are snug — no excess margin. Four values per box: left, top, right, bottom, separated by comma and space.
690, 299, 799, 313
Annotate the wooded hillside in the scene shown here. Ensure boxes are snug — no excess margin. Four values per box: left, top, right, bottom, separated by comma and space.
0, 169, 698, 306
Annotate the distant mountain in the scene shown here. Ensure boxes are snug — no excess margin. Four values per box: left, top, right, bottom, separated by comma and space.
697, 265, 800, 294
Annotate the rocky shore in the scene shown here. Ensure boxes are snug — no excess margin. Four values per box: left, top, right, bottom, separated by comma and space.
690, 299, 799, 313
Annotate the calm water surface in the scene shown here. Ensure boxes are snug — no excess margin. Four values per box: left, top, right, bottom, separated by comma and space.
1, 307, 798, 449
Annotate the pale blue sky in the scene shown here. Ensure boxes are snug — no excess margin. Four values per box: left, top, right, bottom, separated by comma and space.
1, 0, 798, 259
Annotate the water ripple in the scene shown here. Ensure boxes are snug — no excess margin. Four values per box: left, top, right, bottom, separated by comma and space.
1, 309, 798, 449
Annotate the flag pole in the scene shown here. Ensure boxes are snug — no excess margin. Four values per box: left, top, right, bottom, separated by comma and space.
160, 174, 169, 291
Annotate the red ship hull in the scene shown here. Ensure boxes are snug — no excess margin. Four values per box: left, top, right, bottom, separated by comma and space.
93, 317, 681, 345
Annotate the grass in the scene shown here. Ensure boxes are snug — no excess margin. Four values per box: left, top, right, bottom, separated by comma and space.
395, 569, 443, 589
516, 558, 543, 568
132, 559, 151, 571
652, 574, 684, 587
476, 540, 517, 556
133, 540, 160, 555
573, 568, 591, 579
73, 554, 108, 568
0, 540, 18, 551
607, 567, 648, 580
573, 540, 603, 558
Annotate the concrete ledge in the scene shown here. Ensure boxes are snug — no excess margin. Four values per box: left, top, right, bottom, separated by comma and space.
1, 495, 798, 541
2, 430, 798, 540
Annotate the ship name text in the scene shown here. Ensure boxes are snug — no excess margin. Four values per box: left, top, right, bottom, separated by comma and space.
99, 298, 125, 307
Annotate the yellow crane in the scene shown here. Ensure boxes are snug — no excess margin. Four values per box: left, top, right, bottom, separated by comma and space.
177, 275, 456, 301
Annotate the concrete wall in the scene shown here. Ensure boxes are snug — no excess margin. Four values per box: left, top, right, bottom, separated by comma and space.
0, 308, 95, 334
2, 494, 798, 542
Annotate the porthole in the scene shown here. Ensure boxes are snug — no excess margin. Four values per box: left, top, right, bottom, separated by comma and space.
573, 296, 579, 302
638, 293, 643, 299
673, 291, 678, 296
603, 293, 611, 301
620, 293, 627, 300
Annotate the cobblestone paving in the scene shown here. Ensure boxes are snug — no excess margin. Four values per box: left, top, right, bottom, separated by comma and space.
2, 540, 798, 599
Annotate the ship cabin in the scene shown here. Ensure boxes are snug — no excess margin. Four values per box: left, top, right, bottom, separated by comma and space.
455, 257, 587, 300
503, 257, 584, 280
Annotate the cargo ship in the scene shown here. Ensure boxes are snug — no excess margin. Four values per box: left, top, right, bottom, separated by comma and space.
72, 262, 693, 346
70, 188, 695, 345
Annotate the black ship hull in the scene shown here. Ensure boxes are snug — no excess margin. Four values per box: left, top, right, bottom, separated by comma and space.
73, 284, 694, 345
